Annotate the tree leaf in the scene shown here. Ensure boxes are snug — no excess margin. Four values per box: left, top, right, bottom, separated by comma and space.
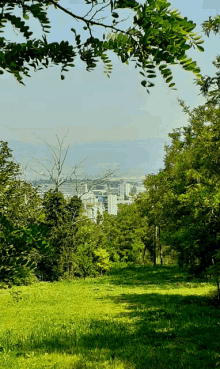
166, 76, 173, 83
197, 45, 204, 52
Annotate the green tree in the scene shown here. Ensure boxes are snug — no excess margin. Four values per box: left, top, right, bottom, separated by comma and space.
136, 171, 175, 265
0, 213, 52, 286
0, 141, 52, 286
0, 0, 204, 93
38, 189, 76, 280
42, 189, 68, 229
66, 195, 83, 222
158, 101, 220, 296
56, 217, 111, 279
100, 202, 150, 264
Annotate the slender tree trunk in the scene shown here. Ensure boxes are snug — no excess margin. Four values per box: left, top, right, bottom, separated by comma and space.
142, 245, 147, 264
212, 258, 220, 299
158, 225, 163, 265
153, 225, 157, 266
216, 276, 220, 300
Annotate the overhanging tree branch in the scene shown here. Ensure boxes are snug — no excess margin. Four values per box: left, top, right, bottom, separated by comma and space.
0, 0, 204, 93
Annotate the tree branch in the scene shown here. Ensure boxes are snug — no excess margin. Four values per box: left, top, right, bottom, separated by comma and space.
49, 0, 130, 35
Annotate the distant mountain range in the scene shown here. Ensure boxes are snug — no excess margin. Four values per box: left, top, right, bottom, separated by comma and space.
6, 138, 168, 181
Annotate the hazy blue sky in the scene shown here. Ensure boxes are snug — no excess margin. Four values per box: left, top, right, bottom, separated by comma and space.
1, 0, 220, 179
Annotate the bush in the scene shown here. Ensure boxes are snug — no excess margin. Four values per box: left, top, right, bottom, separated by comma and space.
94, 248, 111, 274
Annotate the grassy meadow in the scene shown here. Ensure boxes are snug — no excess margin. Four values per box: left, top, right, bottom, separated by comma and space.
0, 265, 219, 369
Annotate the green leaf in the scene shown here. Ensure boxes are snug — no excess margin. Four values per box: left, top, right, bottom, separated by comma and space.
193, 68, 201, 74
169, 83, 176, 87
181, 44, 191, 50
61, 75, 65, 80
166, 76, 173, 83
196, 40, 204, 45
147, 74, 156, 78
177, 54, 187, 62
197, 45, 204, 52
187, 61, 197, 68
141, 80, 147, 87
145, 64, 155, 69
112, 12, 119, 18
180, 58, 192, 66
192, 36, 203, 41
161, 68, 171, 75
184, 65, 195, 71
159, 64, 167, 70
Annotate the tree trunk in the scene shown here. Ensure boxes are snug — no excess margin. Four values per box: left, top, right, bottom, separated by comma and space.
142, 245, 147, 264
216, 276, 220, 300
158, 225, 163, 265
153, 225, 157, 266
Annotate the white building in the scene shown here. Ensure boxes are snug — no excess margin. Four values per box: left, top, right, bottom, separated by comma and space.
84, 202, 105, 223
119, 182, 132, 198
119, 183, 125, 198
81, 191, 97, 205
125, 183, 131, 197
96, 194, 118, 215
107, 194, 117, 215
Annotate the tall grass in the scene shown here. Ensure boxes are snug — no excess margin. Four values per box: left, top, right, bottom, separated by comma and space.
0, 265, 219, 368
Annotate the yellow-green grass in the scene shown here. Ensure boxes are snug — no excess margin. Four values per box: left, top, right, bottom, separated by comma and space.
0, 265, 219, 369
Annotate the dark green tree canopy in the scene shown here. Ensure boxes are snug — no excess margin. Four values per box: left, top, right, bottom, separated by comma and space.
42, 189, 67, 228
0, 0, 204, 92
0, 141, 20, 185
66, 195, 83, 222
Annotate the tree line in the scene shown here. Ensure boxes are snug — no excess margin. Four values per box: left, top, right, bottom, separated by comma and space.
1, 90, 220, 298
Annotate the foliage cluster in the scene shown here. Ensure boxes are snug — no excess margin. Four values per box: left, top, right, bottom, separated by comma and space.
135, 101, 220, 298
0, 0, 204, 93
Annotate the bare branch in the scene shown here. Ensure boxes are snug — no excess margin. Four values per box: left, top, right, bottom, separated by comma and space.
60, 144, 70, 173
83, 1, 99, 19
49, 0, 131, 36
79, 166, 120, 198
88, 2, 110, 22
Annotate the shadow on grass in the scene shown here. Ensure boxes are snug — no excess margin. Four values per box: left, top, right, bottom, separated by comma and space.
9, 292, 220, 369
95, 264, 190, 288
3, 265, 220, 369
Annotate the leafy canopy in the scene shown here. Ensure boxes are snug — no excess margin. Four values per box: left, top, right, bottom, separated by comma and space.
0, 0, 204, 92
195, 14, 220, 105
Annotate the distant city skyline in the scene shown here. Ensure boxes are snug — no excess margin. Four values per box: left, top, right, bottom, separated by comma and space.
32, 174, 146, 220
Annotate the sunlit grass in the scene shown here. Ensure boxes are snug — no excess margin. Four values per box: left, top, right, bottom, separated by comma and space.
0, 265, 219, 368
